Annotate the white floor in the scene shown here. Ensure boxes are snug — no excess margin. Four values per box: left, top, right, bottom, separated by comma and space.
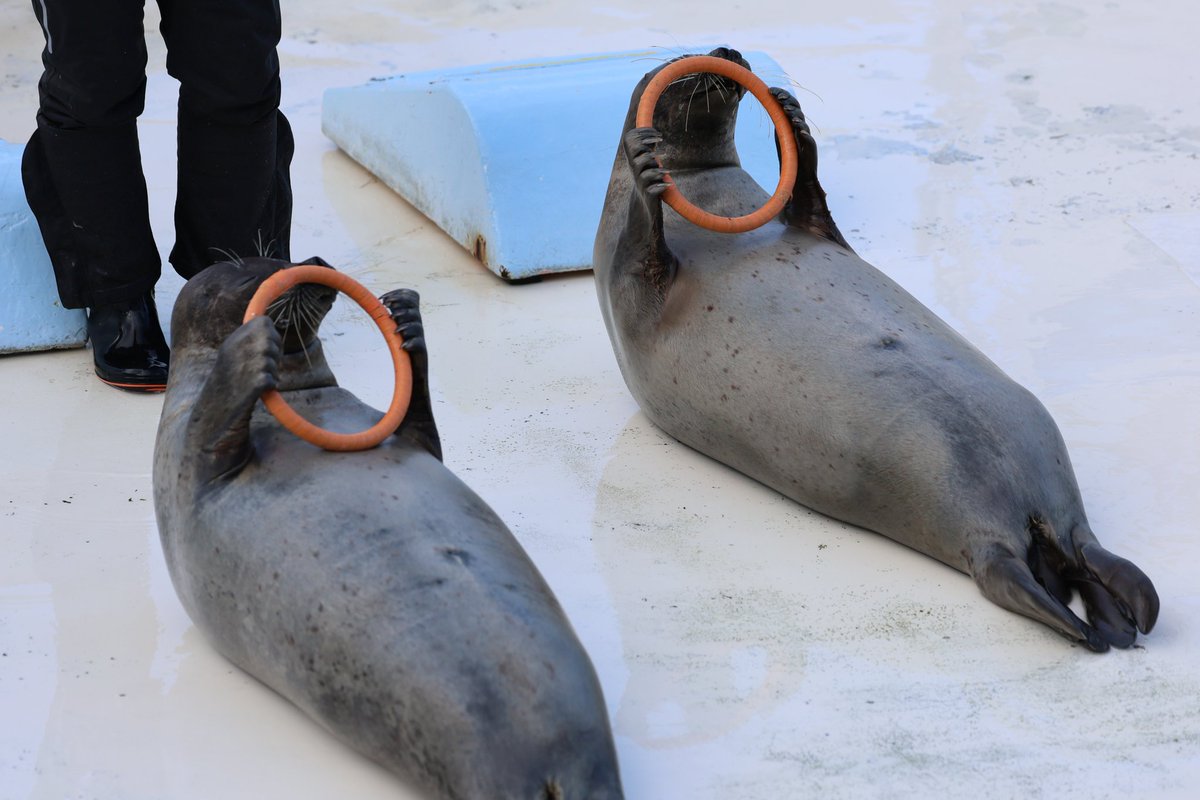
3, 2, 1199, 798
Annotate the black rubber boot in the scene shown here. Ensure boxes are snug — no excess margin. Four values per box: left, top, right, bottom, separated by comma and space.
86, 292, 170, 392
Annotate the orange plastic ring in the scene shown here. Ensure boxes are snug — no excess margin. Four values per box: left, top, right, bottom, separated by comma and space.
635, 55, 798, 234
243, 265, 413, 452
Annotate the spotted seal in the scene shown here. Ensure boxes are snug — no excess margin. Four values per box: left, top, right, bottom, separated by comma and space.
153, 257, 624, 797
592, 48, 1158, 651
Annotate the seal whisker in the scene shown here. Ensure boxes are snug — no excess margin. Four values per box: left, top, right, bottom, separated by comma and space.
632, 53, 681, 65
684, 76, 705, 132
295, 289, 321, 333
648, 40, 689, 60
287, 289, 318, 369
270, 290, 305, 365
265, 293, 291, 322
298, 286, 330, 369
210, 246, 244, 266
253, 230, 280, 259
781, 72, 823, 105
666, 74, 703, 90
707, 73, 730, 106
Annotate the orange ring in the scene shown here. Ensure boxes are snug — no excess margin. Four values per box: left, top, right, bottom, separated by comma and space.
635, 55, 798, 234
243, 265, 413, 452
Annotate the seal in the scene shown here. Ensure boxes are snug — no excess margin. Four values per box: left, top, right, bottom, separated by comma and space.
153, 256, 624, 799
593, 47, 1159, 651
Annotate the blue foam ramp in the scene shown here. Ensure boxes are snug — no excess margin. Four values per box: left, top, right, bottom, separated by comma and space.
322, 48, 789, 281
0, 140, 87, 354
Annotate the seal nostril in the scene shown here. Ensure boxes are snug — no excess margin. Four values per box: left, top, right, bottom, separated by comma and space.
541, 780, 564, 800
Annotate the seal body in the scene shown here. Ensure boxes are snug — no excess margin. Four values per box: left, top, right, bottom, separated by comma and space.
154, 257, 623, 799
594, 48, 1158, 651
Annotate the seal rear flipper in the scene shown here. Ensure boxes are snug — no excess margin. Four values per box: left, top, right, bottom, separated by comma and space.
970, 515, 1160, 651
767, 87, 853, 251
1074, 578, 1138, 648
1033, 521, 1158, 644
380, 288, 442, 460
972, 544, 1110, 651
1075, 531, 1160, 635
184, 316, 281, 481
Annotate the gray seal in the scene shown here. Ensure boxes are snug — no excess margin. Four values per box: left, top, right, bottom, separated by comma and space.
153, 256, 624, 799
593, 47, 1158, 651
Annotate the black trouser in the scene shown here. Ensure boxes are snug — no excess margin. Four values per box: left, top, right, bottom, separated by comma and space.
22, 0, 294, 309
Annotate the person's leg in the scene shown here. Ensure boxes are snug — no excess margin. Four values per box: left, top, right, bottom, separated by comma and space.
157, 0, 293, 277
22, 0, 169, 391
22, 0, 161, 307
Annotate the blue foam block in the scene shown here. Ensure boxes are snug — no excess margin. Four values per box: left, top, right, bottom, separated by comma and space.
0, 140, 87, 354
322, 48, 789, 281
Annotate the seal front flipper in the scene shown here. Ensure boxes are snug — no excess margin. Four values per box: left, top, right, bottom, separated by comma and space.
621, 126, 678, 295
380, 288, 442, 460
768, 86, 852, 251
184, 315, 282, 482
